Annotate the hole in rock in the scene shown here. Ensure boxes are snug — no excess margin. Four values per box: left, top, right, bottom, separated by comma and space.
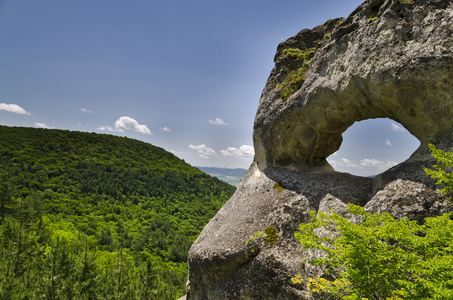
326, 118, 420, 177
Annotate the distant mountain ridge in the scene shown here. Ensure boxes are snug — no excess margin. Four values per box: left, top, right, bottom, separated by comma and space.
197, 166, 247, 186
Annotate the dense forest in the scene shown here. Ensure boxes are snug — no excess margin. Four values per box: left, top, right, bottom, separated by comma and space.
0, 125, 236, 299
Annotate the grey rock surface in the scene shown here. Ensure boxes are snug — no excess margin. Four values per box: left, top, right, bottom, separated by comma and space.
187, 0, 453, 299
365, 178, 452, 221
254, 0, 453, 171
188, 163, 373, 299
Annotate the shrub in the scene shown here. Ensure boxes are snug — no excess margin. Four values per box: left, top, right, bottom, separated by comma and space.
424, 143, 453, 200
294, 205, 453, 299
292, 145, 453, 299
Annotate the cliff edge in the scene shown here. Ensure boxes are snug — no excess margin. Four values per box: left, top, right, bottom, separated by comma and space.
187, 0, 453, 299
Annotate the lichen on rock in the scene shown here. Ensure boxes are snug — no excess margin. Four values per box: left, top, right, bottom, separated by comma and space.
187, 0, 453, 299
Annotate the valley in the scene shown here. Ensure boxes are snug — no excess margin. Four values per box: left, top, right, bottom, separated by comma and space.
0, 125, 235, 299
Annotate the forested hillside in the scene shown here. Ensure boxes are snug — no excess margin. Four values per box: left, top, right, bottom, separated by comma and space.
0, 125, 235, 299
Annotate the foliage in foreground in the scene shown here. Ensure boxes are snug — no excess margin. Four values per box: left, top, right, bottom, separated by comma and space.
294, 205, 453, 299
293, 144, 453, 299
0, 196, 187, 300
424, 143, 453, 200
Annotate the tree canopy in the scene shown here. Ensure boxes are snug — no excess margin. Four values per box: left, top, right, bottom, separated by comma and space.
0, 125, 236, 299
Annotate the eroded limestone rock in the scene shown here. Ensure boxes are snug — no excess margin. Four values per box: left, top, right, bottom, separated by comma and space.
187, 0, 453, 299
254, 0, 453, 171
188, 163, 373, 299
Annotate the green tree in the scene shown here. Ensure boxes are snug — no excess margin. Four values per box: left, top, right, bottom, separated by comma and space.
0, 171, 15, 224
293, 145, 453, 299
0, 196, 50, 300
294, 206, 453, 299
424, 143, 453, 199
78, 239, 98, 299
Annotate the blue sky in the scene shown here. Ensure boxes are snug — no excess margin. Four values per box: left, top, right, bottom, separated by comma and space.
0, 0, 420, 175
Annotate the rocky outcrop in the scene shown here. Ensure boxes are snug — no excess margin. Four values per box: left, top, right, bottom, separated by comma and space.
187, 0, 453, 299
187, 164, 373, 299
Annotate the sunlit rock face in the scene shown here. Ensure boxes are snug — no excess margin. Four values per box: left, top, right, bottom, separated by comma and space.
187, 0, 453, 299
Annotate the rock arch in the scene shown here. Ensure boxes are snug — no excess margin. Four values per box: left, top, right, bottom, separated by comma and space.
254, 69, 453, 171
187, 1, 453, 299
253, 1, 453, 172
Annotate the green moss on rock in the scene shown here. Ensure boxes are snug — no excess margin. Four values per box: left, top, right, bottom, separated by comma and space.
263, 226, 279, 245
273, 182, 285, 193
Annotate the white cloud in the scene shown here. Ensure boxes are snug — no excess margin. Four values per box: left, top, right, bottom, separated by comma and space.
386, 138, 392, 146
330, 157, 399, 172
209, 118, 229, 126
0, 103, 31, 115
98, 125, 113, 131
391, 123, 405, 133
161, 126, 171, 132
328, 159, 340, 169
98, 116, 152, 135
359, 158, 381, 167
341, 158, 362, 169
189, 144, 216, 159
35, 122, 54, 129
360, 158, 398, 170
115, 117, 152, 135
80, 108, 93, 113
220, 145, 254, 158
329, 156, 400, 175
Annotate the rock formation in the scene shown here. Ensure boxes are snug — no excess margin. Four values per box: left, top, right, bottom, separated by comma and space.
187, 0, 453, 299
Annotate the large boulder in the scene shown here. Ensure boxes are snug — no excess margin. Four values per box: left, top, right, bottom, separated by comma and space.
187, 0, 453, 299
